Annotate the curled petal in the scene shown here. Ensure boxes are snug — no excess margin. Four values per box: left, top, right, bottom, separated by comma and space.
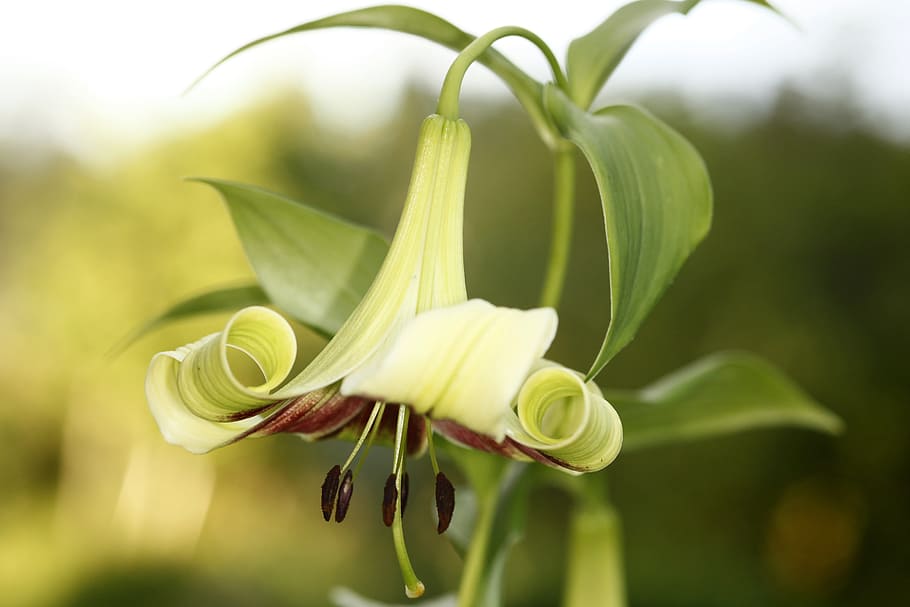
146, 306, 297, 453
506, 363, 623, 473
146, 350, 263, 454
340, 299, 557, 440
175, 306, 297, 421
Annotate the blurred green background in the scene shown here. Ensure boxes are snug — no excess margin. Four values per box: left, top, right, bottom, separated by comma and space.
0, 80, 907, 607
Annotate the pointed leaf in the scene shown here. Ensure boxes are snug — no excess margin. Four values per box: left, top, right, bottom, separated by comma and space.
603, 352, 843, 451
114, 283, 269, 353
190, 5, 552, 144
566, 0, 700, 108
566, 0, 789, 109
545, 87, 712, 378
193, 179, 388, 338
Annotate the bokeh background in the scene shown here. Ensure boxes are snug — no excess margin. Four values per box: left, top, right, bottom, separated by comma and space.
1, 1, 907, 606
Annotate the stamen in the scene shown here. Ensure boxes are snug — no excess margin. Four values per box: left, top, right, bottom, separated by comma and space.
353, 402, 386, 476
390, 406, 425, 598
426, 419, 455, 534
320, 402, 384, 523
320, 464, 341, 522
382, 473, 398, 527
435, 472, 455, 534
335, 469, 354, 523
426, 418, 441, 475
341, 402, 385, 472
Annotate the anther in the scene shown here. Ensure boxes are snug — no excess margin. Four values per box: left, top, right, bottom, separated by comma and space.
435, 472, 455, 534
321, 464, 341, 522
335, 469, 354, 523
382, 473, 398, 527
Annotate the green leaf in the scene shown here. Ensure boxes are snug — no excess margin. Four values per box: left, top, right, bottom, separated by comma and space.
565, 0, 790, 109
193, 178, 388, 338
566, 0, 700, 109
603, 352, 843, 451
545, 87, 712, 378
112, 283, 270, 354
190, 5, 554, 144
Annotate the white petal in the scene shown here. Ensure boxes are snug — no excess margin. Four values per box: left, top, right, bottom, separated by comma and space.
146, 351, 261, 454
505, 362, 623, 472
341, 299, 557, 440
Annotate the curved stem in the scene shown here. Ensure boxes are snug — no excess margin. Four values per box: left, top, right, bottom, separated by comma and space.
456, 492, 497, 607
539, 145, 576, 308
437, 26, 568, 120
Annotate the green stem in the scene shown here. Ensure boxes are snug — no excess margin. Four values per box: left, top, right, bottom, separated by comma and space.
456, 492, 498, 607
539, 145, 576, 308
562, 477, 626, 607
437, 26, 567, 120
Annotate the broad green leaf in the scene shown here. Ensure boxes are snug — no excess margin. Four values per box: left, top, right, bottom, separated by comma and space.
193, 178, 388, 338
566, 0, 700, 109
190, 5, 553, 144
545, 87, 712, 378
603, 352, 843, 451
112, 283, 269, 354
566, 0, 788, 109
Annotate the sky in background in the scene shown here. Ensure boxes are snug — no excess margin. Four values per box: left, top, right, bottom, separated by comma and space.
1, 0, 908, 162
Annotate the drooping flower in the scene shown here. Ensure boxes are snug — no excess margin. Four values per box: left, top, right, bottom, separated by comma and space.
146, 114, 622, 597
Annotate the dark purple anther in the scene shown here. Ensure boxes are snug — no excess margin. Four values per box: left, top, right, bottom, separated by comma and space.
335, 469, 354, 523
321, 464, 341, 522
435, 472, 455, 534
382, 473, 398, 527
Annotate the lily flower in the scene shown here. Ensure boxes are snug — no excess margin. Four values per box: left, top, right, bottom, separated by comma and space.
146, 114, 622, 598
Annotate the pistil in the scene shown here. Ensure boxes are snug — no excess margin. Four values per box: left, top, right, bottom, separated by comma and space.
390, 405, 425, 598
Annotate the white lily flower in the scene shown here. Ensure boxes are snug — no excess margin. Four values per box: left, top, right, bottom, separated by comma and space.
145, 114, 622, 598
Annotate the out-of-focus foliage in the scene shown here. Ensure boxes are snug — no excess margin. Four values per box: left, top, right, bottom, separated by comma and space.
0, 86, 907, 607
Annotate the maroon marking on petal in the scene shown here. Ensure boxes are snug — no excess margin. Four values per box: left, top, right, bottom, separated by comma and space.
239, 390, 330, 439
382, 474, 397, 527
220, 401, 280, 422
432, 420, 527, 459
435, 472, 455, 534
321, 465, 341, 522
405, 415, 428, 456
335, 469, 354, 523
432, 420, 585, 473
281, 394, 369, 437
507, 440, 586, 473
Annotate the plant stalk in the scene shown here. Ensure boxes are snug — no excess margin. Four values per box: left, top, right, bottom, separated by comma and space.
456, 492, 498, 607
539, 145, 576, 309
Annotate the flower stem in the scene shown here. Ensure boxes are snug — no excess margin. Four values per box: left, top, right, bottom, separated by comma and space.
562, 477, 626, 607
437, 26, 567, 120
539, 145, 576, 309
456, 492, 497, 607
